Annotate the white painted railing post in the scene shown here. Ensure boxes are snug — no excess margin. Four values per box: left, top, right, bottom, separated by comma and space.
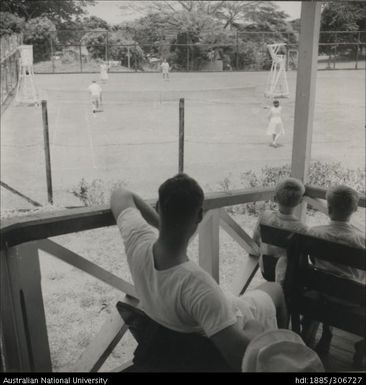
291, 1, 321, 220
2, 242, 52, 372
199, 209, 220, 283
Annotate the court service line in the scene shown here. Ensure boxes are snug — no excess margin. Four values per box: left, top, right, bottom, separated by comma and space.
84, 105, 97, 170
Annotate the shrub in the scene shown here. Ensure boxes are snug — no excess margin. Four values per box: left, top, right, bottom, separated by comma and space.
71, 178, 127, 207
218, 161, 365, 216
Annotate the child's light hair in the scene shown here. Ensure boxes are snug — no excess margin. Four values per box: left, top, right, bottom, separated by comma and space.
275, 178, 305, 208
326, 185, 359, 218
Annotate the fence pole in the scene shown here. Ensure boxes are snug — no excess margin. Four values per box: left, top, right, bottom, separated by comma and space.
356, 31, 360, 69
179, 98, 184, 173
5, 60, 10, 95
50, 38, 55, 73
186, 32, 189, 71
41, 100, 53, 204
127, 46, 130, 70
333, 33, 337, 69
236, 31, 239, 71
105, 31, 109, 62
79, 44, 83, 73
134, 43, 137, 72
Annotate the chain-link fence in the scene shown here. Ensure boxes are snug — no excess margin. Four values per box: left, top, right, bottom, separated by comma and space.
1, 34, 22, 106
317, 30, 366, 70
13, 29, 366, 74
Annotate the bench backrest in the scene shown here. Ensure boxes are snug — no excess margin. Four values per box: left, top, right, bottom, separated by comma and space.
286, 233, 366, 307
260, 223, 295, 248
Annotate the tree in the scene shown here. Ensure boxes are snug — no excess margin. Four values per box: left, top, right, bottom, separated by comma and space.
321, 1, 366, 32
54, 16, 110, 46
23, 16, 57, 62
0, 12, 25, 36
319, 2, 366, 59
81, 30, 145, 70
1, 0, 94, 23
81, 16, 110, 31
118, 1, 296, 71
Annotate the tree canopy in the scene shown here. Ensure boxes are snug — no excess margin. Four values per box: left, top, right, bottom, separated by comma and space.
0, 12, 25, 36
321, 1, 366, 32
1, 0, 94, 22
122, 1, 290, 34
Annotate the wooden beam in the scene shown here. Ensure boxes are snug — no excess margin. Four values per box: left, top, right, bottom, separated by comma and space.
1, 249, 24, 371
4, 243, 52, 372
1, 185, 365, 249
230, 254, 259, 297
0, 187, 275, 248
304, 196, 328, 215
202, 187, 275, 211
38, 239, 137, 298
219, 209, 260, 255
70, 309, 129, 372
189, 210, 213, 244
290, 2, 321, 217
199, 209, 220, 282
1, 206, 116, 248
0, 180, 42, 207
306, 185, 366, 208
239, 257, 260, 296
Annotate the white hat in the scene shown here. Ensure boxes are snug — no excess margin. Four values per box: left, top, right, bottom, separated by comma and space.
242, 329, 325, 372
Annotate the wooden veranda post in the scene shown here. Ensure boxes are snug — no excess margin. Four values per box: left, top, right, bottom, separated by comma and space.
1, 243, 52, 371
179, 98, 184, 173
199, 210, 220, 283
290, 1, 321, 219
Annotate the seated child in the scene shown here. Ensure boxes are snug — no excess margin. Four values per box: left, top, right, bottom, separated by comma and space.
309, 185, 365, 282
253, 178, 307, 285
307, 185, 365, 363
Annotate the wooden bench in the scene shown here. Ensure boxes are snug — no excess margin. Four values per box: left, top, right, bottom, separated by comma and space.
284, 233, 366, 339
259, 223, 295, 281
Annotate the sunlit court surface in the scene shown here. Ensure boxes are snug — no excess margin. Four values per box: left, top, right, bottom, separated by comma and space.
2, 0, 366, 375
1, 69, 365, 209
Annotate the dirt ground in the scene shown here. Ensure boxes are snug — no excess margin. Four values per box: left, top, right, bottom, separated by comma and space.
1, 69, 365, 372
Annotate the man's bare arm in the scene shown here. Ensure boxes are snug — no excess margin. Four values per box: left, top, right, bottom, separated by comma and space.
110, 188, 159, 229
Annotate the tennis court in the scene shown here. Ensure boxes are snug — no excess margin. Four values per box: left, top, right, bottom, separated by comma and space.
1, 70, 365, 209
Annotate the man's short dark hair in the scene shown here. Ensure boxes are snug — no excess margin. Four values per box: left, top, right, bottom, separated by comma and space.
158, 174, 204, 226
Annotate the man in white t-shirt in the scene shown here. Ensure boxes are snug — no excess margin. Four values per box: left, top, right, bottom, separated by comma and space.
161, 59, 170, 81
87, 80, 102, 114
110, 173, 288, 371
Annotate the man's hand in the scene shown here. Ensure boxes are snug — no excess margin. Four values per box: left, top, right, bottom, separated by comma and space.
110, 188, 135, 220
110, 188, 160, 229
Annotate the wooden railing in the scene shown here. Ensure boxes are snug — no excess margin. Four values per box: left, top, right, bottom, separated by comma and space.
1, 185, 365, 372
